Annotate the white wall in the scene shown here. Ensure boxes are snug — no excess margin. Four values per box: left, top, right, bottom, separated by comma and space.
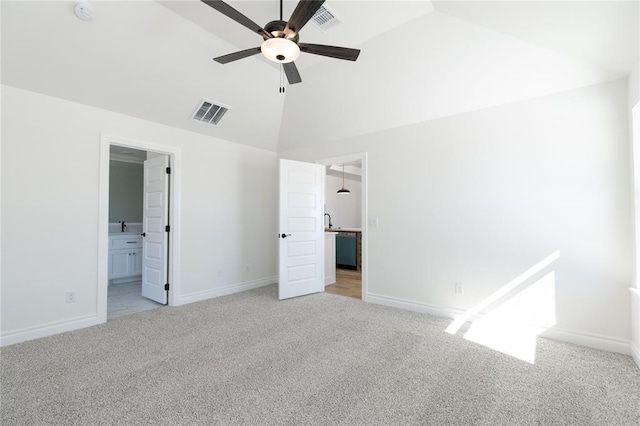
630, 61, 640, 366
281, 79, 634, 351
1, 85, 278, 343
278, 10, 618, 153
630, 65, 640, 289
325, 175, 361, 229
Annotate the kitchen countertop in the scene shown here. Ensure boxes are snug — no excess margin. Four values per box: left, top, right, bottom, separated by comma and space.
109, 232, 143, 237
325, 228, 362, 232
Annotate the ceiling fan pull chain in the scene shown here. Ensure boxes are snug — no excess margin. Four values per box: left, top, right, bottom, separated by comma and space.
279, 64, 285, 94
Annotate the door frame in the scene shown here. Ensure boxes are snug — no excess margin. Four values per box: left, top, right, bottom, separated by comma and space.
316, 152, 368, 301
97, 133, 182, 323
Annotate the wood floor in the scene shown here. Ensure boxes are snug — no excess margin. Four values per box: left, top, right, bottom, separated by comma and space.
325, 268, 362, 299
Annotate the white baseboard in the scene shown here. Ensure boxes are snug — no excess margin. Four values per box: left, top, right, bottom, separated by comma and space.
1, 314, 99, 347
366, 292, 632, 356
178, 276, 276, 305
366, 292, 464, 319
631, 288, 640, 368
539, 328, 631, 355
1, 277, 276, 346
630, 342, 640, 368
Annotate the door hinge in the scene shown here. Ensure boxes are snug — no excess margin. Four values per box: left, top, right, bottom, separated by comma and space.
166, 167, 171, 174
165, 225, 170, 232
164, 283, 170, 291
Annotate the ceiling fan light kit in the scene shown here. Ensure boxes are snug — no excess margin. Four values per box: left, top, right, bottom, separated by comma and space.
261, 38, 300, 63
202, 0, 360, 87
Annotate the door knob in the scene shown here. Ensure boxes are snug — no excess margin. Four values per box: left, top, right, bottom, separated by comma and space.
280, 233, 292, 239
140, 232, 146, 237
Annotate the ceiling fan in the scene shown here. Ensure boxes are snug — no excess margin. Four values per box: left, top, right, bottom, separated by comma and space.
201, 0, 361, 86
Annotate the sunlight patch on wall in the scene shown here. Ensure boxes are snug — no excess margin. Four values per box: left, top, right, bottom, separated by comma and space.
464, 272, 557, 364
445, 250, 560, 335
445, 251, 559, 363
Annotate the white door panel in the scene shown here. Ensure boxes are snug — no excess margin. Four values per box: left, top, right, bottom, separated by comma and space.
278, 159, 324, 300
142, 155, 169, 304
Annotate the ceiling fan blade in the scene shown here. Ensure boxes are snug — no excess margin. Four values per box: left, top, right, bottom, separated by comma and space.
284, 0, 325, 35
299, 43, 361, 61
283, 62, 302, 85
201, 0, 271, 38
213, 47, 262, 64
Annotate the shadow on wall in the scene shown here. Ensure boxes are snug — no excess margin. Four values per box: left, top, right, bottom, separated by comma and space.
445, 251, 560, 364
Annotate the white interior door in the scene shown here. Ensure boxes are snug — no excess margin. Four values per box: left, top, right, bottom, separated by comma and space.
279, 159, 324, 300
142, 155, 169, 304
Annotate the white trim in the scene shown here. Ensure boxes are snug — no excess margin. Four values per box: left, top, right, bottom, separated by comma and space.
367, 292, 465, 318
632, 341, 640, 368
539, 328, 631, 356
110, 157, 144, 165
316, 153, 368, 301
1, 315, 98, 347
367, 292, 632, 356
178, 277, 276, 305
632, 103, 639, 289
631, 288, 640, 368
99, 134, 182, 323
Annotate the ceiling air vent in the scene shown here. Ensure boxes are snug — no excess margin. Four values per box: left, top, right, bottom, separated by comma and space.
192, 99, 230, 126
311, 5, 341, 31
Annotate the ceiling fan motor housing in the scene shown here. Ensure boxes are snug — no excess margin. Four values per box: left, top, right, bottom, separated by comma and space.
263, 20, 299, 43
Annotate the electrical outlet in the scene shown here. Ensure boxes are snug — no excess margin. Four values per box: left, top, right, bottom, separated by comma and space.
368, 218, 379, 228
245, 265, 251, 273
217, 269, 223, 278
65, 291, 77, 303
455, 283, 464, 295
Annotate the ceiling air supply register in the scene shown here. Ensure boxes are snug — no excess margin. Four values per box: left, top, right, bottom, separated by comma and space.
192, 99, 229, 126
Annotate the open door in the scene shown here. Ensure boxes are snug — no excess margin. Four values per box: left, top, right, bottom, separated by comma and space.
142, 155, 169, 304
279, 159, 325, 299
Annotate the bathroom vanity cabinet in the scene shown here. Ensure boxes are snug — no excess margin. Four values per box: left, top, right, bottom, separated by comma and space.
108, 234, 143, 282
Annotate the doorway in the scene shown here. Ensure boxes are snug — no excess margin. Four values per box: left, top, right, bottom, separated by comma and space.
317, 153, 367, 301
97, 134, 182, 324
107, 147, 166, 319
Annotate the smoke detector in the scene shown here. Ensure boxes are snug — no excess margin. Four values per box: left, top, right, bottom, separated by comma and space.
74, 2, 95, 22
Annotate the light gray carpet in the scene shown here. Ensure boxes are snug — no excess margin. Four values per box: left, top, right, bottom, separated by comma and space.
1, 285, 639, 425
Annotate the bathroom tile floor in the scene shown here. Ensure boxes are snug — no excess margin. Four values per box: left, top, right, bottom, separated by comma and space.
108, 281, 164, 320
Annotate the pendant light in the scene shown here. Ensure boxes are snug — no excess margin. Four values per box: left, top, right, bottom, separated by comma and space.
337, 163, 351, 194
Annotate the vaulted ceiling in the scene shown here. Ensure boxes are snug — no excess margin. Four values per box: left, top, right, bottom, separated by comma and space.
2, 1, 638, 152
